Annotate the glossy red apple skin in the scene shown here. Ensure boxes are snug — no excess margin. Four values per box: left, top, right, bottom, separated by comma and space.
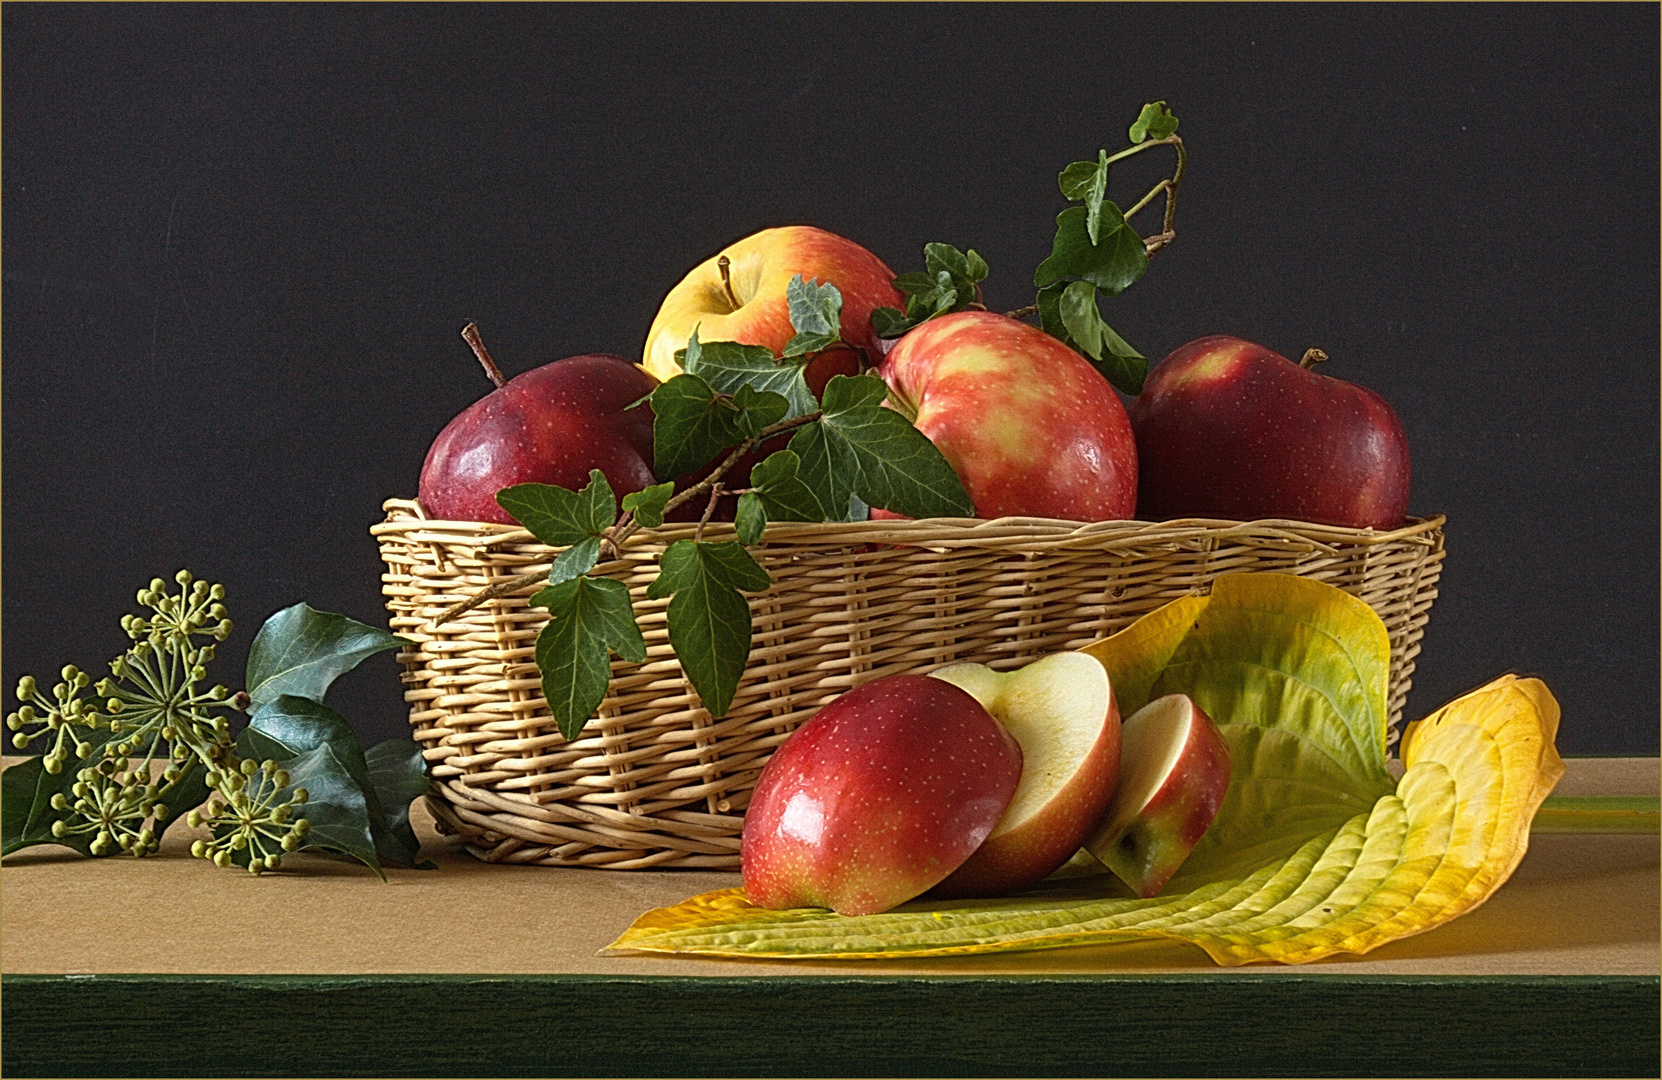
643, 225, 904, 395
741, 674, 1023, 916
876, 311, 1137, 521
1086, 694, 1231, 898
1130, 335, 1410, 529
419, 354, 659, 525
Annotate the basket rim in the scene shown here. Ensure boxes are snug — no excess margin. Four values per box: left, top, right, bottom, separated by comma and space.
374, 496, 1445, 552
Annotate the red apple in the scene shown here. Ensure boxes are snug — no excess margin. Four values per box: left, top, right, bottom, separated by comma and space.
875, 311, 1138, 521
1129, 335, 1411, 529
418, 327, 659, 525
642, 225, 904, 396
1084, 694, 1231, 898
741, 673, 1023, 916
927, 652, 1121, 898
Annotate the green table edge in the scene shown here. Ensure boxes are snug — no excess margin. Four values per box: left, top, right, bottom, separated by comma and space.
3, 973, 1657, 1077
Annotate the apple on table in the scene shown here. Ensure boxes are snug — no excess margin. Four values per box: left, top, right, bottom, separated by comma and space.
418, 324, 659, 525
740, 673, 1023, 917
1130, 335, 1411, 529
875, 311, 1138, 521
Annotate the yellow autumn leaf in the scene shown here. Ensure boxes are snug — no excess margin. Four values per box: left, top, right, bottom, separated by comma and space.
608, 575, 1564, 964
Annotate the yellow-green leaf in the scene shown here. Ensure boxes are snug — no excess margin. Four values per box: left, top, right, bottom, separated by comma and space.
609, 575, 1564, 965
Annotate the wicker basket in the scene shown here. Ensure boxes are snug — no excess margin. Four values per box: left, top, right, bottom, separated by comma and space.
373, 500, 1445, 869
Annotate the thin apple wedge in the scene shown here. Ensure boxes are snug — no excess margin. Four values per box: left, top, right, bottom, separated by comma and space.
928, 652, 1121, 898
1085, 693, 1231, 898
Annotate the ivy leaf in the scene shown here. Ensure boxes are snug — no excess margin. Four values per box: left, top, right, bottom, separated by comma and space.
787, 275, 843, 336
681, 333, 817, 420
1, 751, 94, 857
647, 540, 771, 717
649, 373, 749, 481
730, 384, 790, 439
1129, 100, 1179, 143
1035, 205, 1149, 295
495, 470, 617, 549
622, 481, 675, 529
873, 245, 989, 339
749, 449, 826, 522
1039, 282, 1149, 395
547, 535, 602, 587
796, 374, 973, 518
871, 306, 915, 340
734, 493, 767, 545
530, 575, 646, 740
364, 738, 432, 870
246, 603, 408, 709
783, 330, 839, 359
1058, 159, 1101, 200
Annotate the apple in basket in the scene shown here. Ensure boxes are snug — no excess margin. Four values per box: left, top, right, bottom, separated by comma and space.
926, 652, 1122, 898
418, 324, 659, 525
1084, 693, 1231, 897
874, 311, 1138, 521
741, 674, 1023, 916
1129, 335, 1411, 529
641, 225, 904, 397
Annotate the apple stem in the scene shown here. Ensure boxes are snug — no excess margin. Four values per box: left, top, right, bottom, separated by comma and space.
718, 255, 742, 312
1004, 304, 1039, 320
460, 322, 508, 389
1300, 348, 1329, 370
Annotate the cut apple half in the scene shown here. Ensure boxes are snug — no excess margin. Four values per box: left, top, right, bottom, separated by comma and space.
927, 652, 1121, 898
1085, 693, 1232, 898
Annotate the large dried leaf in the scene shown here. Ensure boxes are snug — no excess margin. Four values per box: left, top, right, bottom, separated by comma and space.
609, 576, 1563, 965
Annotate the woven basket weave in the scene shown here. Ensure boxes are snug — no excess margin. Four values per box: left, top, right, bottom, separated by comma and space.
373, 500, 1444, 869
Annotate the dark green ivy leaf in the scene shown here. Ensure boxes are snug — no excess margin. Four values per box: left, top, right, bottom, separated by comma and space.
1129, 100, 1179, 143
364, 738, 432, 870
730, 384, 790, 439
495, 470, 617, 549
734, 493, 767, 545
1034, 204, 1149, 296
245, 603, 409, 709
622, 481, 675, 528
873, 244, 990, 339
749, 448, 826, 522
681, 331, 817, 420
1, 752, 93, 857
649, 372, 750, 481
1037, 282, 1149, 396
871, 306, 916, 340
547, 535, 602, 587
530, 575, 646, 740
646, 540, 771, 717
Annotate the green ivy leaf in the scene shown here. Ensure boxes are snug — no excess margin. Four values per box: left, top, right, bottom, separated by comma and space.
871, 306, 916, 340
245, 603, 409, 709
1129, 100, 1179, 143
1058, 280, 1107, 360
530, 575, 647, 740
1058, 159, 1101, 200
681, 331, 817, 421
749, 449, 826, 522
547, 535, 602, 587
734, 493, 767, 545
622, 481, 675, 528
1034, 205, 1149, 295
1039, 282, 1149, 395
647, 540, 771, 717
785, 275, 843, 338
873, 245, 989, 340
798, 374, 973, 518
495, 470, 617, 549
730, 384, 790, 439
649, 373, 749, 481
1, 751, 93, 857
364, 738, 432, 870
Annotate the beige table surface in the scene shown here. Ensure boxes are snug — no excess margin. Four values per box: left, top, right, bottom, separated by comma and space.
4, 756, 1656, 978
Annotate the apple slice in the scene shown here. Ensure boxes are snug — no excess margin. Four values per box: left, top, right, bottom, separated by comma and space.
927, 652, 1121, 898
1085, 694, 1231, 898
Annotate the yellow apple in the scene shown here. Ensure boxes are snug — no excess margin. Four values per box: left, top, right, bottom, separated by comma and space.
642, 225, 903, 396
927, 651, 1122, 898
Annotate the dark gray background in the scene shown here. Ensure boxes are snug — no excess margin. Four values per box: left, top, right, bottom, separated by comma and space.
5, 4, 1657, 754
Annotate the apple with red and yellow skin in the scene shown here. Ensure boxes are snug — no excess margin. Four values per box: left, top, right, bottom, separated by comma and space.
925, 652, 1121, 899
1084, 694, 1231, 898
875, 311, 1138, 521
1130, 335, 1410, 529
642, 225, 904, 397
740, 673, 1022, 916
419, 353, 659, 525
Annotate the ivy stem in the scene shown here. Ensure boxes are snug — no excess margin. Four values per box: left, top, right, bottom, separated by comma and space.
695, 483, 724, 541
1114, 134, 1185, 256
430, 410, 825, 626
460, 322, 508, 389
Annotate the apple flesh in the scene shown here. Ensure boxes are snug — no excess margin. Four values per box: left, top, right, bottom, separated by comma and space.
642, 225, 904, 396
927, 652, 1121, 898
419, 353, 659, 525
1084, 694, 1231, 898
876, 311, 1138, 521
1129, 335, 1410, 529
741, 674, 1023, 916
